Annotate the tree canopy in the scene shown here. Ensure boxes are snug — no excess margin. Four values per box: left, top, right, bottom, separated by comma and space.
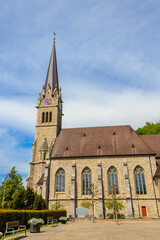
11, 187, 46, 210
136, 121, 160, 135
0, 166, 24, 208
0, 166, 46, 210
105, 185, 125, 224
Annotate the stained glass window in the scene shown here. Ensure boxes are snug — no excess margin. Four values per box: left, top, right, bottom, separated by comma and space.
134, 166, 146, 195
56, 168, 65, 192
107, 166, 119, 194
82, 167, 92, 195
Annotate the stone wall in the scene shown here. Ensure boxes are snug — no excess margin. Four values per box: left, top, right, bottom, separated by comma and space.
48, 155, 160, 218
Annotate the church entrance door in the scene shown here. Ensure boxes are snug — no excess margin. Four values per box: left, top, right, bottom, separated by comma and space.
142, 206, 147, 217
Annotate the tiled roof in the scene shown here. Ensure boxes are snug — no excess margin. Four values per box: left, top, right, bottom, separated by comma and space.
154, 166, 160, 178
51, 125, 154, 158
140, 135, 160, 158
37, 173, 44, 185
156, 159, 160, 166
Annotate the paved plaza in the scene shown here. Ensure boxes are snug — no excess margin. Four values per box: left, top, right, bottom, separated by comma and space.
19, 220, 160, 240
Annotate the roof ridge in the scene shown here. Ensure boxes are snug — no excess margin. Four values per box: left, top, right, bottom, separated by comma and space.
62, 125, 131, 131
140, 134, 160, 137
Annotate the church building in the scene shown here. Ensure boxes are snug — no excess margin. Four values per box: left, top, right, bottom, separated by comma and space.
27, 37, 160, 218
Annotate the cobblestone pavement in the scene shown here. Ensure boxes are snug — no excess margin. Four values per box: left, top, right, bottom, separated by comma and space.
19, 220, 160, 240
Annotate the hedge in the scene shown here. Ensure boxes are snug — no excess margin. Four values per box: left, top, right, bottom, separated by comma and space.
0, 209, 66, 234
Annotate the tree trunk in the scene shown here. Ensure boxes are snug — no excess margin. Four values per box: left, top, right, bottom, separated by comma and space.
92, 197, 95, 222
115, 210, 118, 225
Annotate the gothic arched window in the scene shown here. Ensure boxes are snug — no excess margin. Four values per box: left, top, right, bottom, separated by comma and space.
42, 112, 45, 123
82, 167, 92, 195
49, 112, 52, 122
107, 166, 119, 194
46, 112, 48, 122
134, 166, 147, 195
55, 168, 65, 192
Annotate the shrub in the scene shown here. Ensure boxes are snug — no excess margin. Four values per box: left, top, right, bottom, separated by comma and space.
81, 202, 92, 209
59, 216, 67, 221
0, 209, 66, 233
51, 200, 64, 210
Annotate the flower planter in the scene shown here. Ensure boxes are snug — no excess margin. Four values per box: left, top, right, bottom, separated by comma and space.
30, 224, 40, 233
60, 220, 67, 224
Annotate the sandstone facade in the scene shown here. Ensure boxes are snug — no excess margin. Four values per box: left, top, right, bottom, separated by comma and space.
27, 40, 160, 219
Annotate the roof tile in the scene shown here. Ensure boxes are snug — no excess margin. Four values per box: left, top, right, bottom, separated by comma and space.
51, 125, 154, 158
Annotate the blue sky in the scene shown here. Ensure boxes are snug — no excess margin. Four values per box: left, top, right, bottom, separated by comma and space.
0, 0, 160, 185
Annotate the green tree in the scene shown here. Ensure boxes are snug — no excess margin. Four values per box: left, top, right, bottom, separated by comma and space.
25, 187, 35, 209
11, 187, 36, 210
105, 185, 125, 224
12, 188, 26, 209
0, 166, 24, 208
136, 121, 160, 135
81, 184, 98, 223
51, 200, 64, 210
32, 194, 46, 210
11, 187, 46, 210
81, 202, 92, 209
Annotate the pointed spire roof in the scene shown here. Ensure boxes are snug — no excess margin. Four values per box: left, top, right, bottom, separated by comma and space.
44, 38, 59, 92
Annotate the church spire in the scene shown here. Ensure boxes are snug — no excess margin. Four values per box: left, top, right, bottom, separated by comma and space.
44, 34, 59, 92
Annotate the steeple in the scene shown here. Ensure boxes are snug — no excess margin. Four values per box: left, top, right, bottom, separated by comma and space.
44, 34, 59, 92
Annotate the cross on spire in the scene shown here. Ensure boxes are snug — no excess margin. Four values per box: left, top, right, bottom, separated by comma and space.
53, 32, 56, 43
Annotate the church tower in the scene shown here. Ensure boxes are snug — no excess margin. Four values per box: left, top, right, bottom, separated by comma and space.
26, 36, 63, 194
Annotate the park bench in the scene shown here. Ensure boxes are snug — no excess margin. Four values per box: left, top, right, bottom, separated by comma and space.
3, 221, 26, 240
47, 216, 58, 226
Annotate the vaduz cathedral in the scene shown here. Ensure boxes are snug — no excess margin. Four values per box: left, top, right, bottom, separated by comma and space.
27, 37, 160, 218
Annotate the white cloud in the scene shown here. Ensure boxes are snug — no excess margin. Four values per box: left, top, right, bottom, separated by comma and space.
0, 97, 36, 134
63, 84, 160, 130
1, 0, 160, 178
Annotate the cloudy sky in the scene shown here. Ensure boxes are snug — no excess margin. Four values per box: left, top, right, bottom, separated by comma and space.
0, 0, 160, 184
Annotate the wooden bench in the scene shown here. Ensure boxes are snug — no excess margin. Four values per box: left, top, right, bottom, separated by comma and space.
3, 221, 26, 240
47, 216, 58, 226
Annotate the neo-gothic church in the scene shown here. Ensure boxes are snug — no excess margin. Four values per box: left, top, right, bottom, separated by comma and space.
27, 38, 160, 218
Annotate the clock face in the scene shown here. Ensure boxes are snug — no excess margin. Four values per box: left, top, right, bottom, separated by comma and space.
44, 98, 52, 105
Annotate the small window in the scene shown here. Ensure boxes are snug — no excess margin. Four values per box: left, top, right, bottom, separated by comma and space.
42, 112, 45, 123
49, 112, 52, 122
56, 168, 65, 192
46, 112, 48, 122
107, 166, 119, 194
